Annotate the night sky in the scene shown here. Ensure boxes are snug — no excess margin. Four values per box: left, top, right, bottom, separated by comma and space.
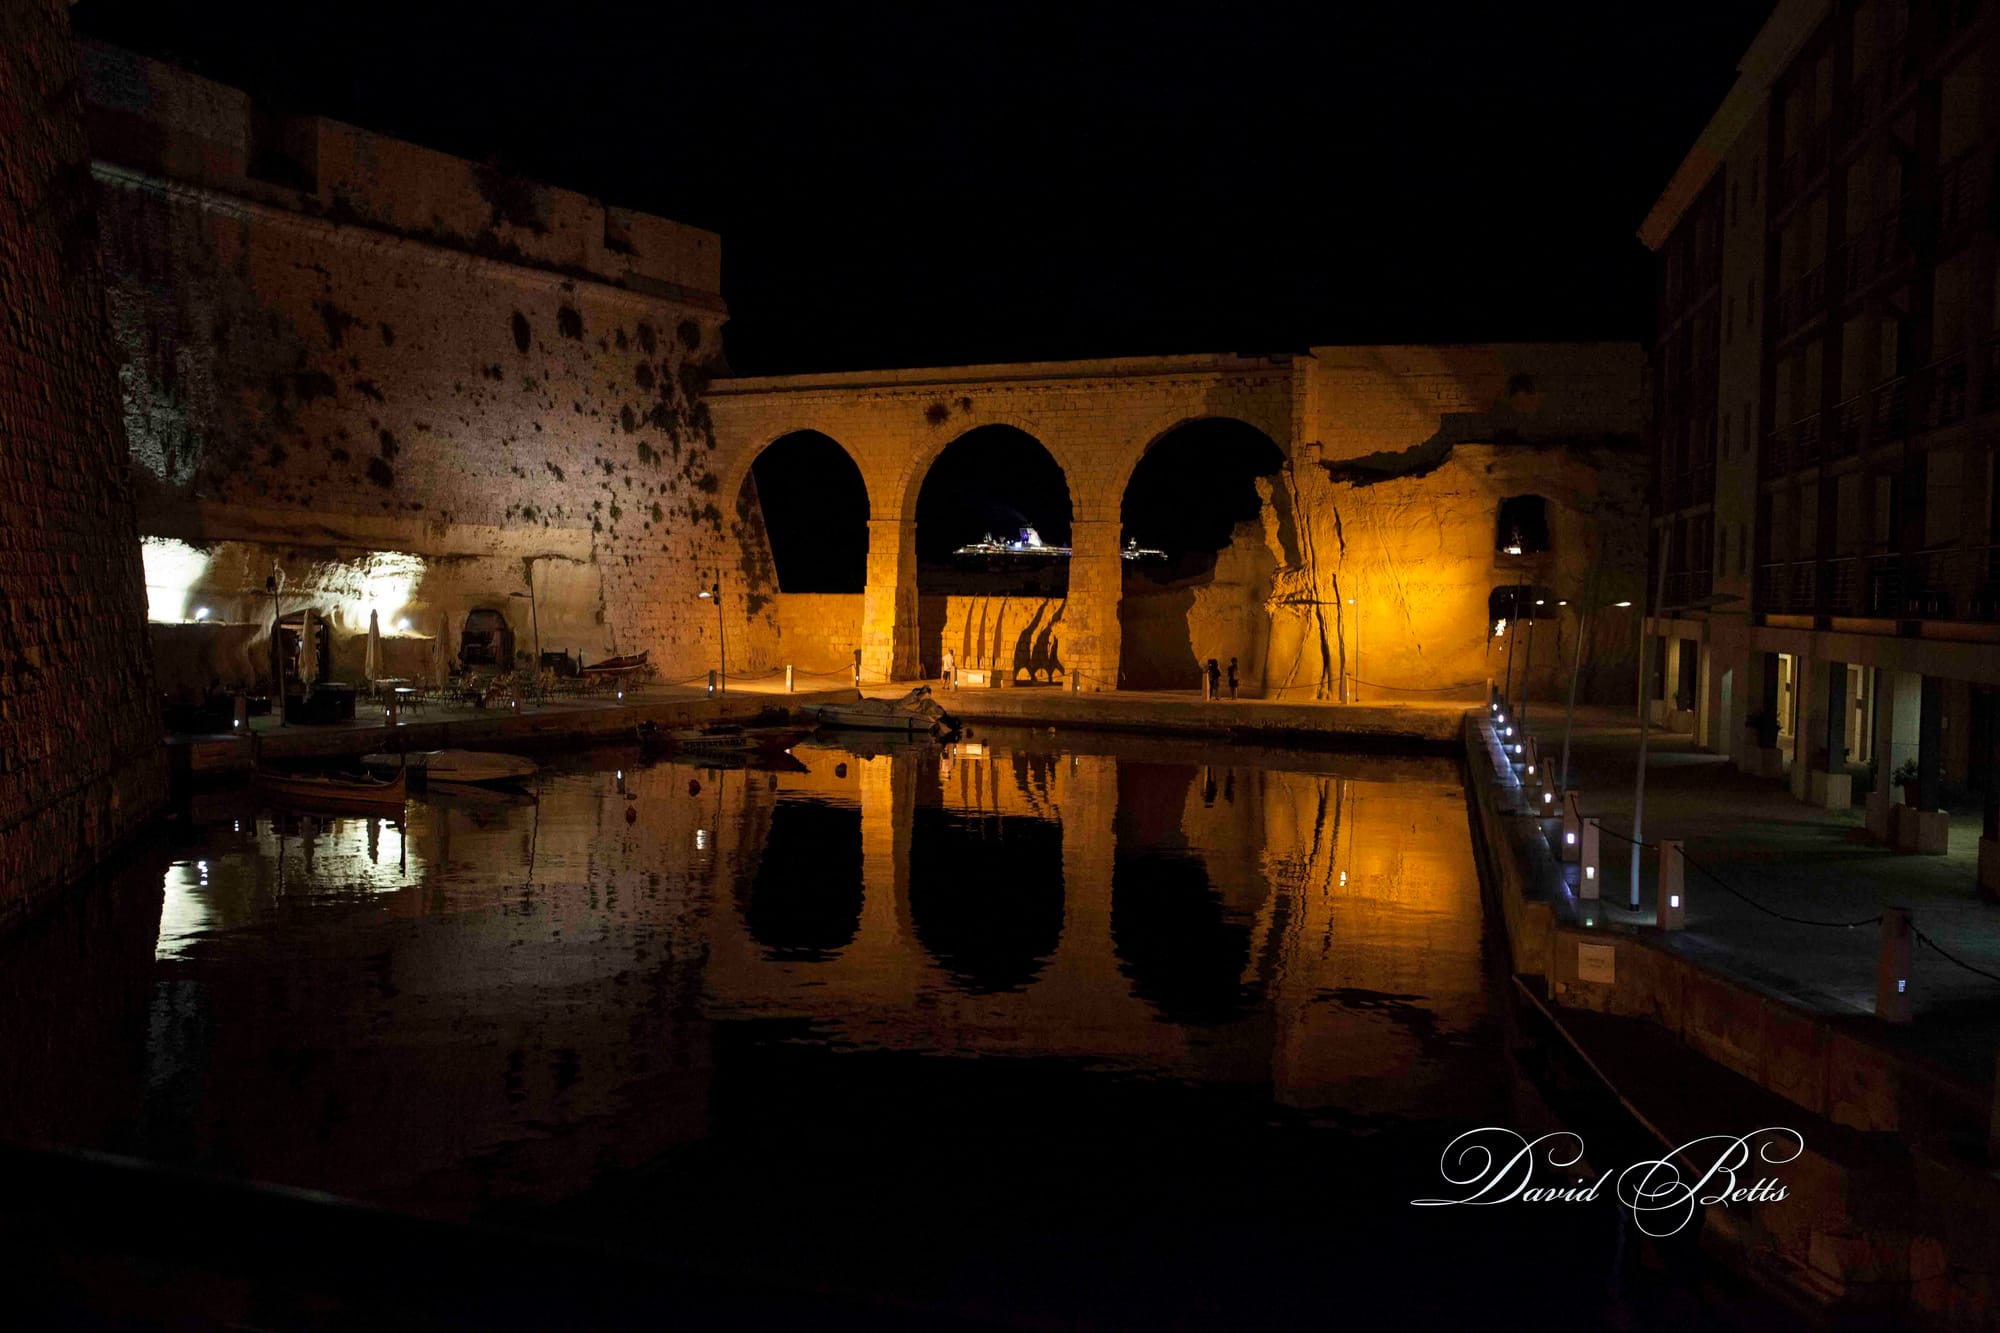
71, 1, 1771, 377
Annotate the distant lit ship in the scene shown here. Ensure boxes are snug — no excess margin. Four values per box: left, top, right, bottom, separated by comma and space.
952, 527, 1165, 561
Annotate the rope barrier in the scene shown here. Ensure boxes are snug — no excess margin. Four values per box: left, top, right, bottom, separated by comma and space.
1914, 927, 2000, 985
1349, 678, 1489, 693
1678, 848, 1884, 930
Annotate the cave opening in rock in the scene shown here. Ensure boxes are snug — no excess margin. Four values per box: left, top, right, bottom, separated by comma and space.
1117, 418, 1285, 691
1495, 494, 1551, 555
744, 431, 870, 593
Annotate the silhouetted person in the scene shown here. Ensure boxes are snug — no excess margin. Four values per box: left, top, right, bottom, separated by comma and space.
1204, 658, 1220, 700
1227, 657, 1239, 700
941, 647, 955, 690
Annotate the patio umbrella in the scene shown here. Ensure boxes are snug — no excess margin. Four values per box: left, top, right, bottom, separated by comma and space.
299, 608, 318, 689
365, 609, 381, 685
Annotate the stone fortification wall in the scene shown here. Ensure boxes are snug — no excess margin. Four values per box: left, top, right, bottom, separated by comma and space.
82, 42, 732, 681
0, 8, 166, 928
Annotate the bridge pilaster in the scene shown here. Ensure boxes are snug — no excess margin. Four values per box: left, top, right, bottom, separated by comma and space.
862, 518, 920, 681
1063, 516, 1123, 691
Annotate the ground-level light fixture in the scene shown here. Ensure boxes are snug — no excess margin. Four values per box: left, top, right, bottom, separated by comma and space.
1614, 600, 1633, 608
193, 607, 210, 621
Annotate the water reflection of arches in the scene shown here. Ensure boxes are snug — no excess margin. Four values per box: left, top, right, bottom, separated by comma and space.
1109, 763, 1254, 1024
733, 796, 863, 960
907, 807, 1064, 993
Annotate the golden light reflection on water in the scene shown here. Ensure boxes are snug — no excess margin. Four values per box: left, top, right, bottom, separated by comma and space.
4, 730, 1496, 1214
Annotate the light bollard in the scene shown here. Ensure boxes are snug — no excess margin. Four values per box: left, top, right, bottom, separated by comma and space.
785, 664, 794, 692
1657, 839, 1686, 929
1560, 790, 1582, 862
1876, 905, 1913, 1023
707, 669, 718, 697
1071, 669, 1081, 693
1579, 818, 1601, 899
1523, 737, 1541, 780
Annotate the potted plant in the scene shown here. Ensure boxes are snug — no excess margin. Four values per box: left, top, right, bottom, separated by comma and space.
1746, 708, 1779, 749
1891, 759, 1921, 808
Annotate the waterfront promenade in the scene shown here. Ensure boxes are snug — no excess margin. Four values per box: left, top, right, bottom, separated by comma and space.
1511, 704, 2000, 1085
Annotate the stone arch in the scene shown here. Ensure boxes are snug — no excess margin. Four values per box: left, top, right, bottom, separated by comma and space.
718, 424, 879, 534
1106, 411, 1292, 511
732, 429, 872, 594
889, 409, 1079, 526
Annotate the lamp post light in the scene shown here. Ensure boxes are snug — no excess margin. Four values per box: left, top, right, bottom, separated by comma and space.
697, 579, 724, 694
509, 566, 541, 701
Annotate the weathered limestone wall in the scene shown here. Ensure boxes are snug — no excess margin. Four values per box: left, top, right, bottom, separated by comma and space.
82, 42, 730, 681
753, 593, 865, 679
0, 6, 167, 928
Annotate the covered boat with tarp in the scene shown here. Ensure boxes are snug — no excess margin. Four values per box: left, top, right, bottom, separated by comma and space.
803, 687, 959, 735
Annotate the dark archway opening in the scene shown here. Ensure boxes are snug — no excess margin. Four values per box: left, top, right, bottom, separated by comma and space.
907, 806, 1064, 993
735, 796, 864, 960
916, 425, 1072, 594
745, 431, 869, 593
915, 425, 1072, 679
1118, 419, 1285, 691
1109, 763, 1255, 1024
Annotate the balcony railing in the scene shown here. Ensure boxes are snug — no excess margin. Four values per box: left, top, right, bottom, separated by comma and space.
1938, 148, 1986, 237
1760, 346, 1991, 479
1755, 546, 2000, 621
1839, 200, 1912, 294
1661, 568, 1715, 610
1923, 350, 1970, 429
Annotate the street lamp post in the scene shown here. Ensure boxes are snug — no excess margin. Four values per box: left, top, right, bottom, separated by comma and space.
697, 579, 724, 693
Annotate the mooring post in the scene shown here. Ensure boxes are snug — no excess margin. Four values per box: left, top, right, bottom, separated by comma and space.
1876, 906, 1913, 1023
1657, 839, 1686, 929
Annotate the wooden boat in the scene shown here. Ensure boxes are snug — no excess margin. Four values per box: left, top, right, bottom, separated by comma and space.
636, 721, 811, 754
803, 687, 959, 736
582, 649, 650, 677
258, 764, 407, 811
362, 749, 538, 787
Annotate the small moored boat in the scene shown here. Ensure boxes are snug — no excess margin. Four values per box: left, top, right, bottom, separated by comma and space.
258, 765, 407, 811
582, 649, 650, 678
636, 722, 812, 755
362, 749, 538, 787
803, 687, 959, 736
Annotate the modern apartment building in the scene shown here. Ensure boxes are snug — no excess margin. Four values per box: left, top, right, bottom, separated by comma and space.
1640, 0, 2000, 892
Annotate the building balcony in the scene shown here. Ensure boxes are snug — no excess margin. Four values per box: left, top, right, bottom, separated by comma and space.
1661, 568, 1714, 610
1837, 200, 1912, 297
1775, 262, 1827, 340
1938, 147, 1986, 238
1756, 546, 2000, 622
1761, 340, 1993, 480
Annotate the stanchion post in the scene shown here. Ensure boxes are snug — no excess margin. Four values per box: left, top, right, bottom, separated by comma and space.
1876, 906, 1913, 1023
1658, 839, 1686, 929
1560, 790, 1582, 862
1580, 818, 1601, 899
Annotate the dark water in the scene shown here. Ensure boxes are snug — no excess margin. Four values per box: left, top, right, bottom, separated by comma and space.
0, 729, 1782, 1329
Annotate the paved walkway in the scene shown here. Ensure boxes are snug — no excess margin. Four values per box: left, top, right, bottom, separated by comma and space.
1514, 703, 2000, 1083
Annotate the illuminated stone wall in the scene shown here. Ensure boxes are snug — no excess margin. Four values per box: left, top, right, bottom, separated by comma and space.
0, 5, 166, 930
709, 345, 1646, 696
81, 42, 729, 680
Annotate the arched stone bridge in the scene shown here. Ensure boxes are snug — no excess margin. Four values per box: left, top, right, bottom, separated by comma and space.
706, 345, 1643, 689
709, 352, 1300, 685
